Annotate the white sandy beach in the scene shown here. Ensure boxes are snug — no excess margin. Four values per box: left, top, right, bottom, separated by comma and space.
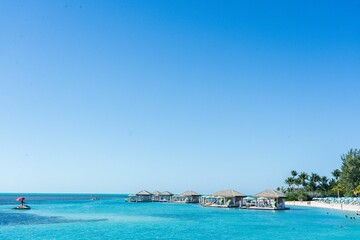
286, 201, 360, 213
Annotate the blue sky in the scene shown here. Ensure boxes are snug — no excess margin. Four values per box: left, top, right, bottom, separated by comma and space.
0, 0, 359, 194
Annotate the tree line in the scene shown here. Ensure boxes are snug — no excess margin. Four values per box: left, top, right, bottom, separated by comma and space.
279, 149, 360, 201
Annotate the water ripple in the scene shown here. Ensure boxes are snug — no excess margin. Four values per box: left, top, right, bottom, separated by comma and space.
0, 211, 107, 226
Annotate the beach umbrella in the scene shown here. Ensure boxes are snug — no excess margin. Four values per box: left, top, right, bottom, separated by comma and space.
16, 197, 25, 202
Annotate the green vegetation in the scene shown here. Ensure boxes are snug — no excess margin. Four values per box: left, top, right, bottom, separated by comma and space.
281, 149, 360, 200
353, 185, 360, 196
339, 149, 360, 196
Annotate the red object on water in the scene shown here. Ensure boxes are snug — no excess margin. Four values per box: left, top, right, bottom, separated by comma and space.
16, 197, 25, 202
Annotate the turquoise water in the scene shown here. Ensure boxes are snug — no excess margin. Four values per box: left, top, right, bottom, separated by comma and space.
1, 194, 360, 239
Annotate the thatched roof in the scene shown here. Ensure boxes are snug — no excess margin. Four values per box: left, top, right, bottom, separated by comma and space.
136, 190, 153, 196
161, 191, 173, 196
212, 189, 246, 198
253, 189, 286, 198
153, 191, 162, 196
180, 190, 201, 196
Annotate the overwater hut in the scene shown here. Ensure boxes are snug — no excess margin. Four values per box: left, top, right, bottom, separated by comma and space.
243, 196, 256, 207
175, 190, 201, 203
252, 189, 288, 210
160, 191, 173, 202
152, 191, 162, 202
135, 190, 153, 202
201, 190, 246, 208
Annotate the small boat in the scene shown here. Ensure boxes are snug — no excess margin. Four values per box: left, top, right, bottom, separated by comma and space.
13, 205, 31, 210
13, 197, 31, 210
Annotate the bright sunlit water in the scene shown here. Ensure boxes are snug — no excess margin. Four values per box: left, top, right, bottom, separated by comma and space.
1, 194, 360, 239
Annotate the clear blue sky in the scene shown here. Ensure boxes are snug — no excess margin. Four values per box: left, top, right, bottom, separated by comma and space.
1, 0, 359, 194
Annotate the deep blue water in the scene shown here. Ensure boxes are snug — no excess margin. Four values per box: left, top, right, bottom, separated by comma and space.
1, 193, 360, 239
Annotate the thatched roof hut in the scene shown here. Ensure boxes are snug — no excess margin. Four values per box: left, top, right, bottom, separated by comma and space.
253, 189, 286, 198
203, 189, 246, 207
175, 190, 201, 203
136, 190, 153, 196
252, 189, 288, 210
180, 190, 201, 197
161, 191, 173, 196
152, 191, 162, 196
134, 190, 153, 202
212, 190, 246, 198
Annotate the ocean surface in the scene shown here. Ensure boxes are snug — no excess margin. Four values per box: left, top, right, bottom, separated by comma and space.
1, 193, 360, 239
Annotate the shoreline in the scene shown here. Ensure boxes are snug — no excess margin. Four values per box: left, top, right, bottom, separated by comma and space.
286, 201, 360, 213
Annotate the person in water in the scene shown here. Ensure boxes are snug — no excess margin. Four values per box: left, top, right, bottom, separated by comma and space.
14, 197, 31, 210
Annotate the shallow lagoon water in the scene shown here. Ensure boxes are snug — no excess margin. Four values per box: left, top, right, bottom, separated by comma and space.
1, 194, 360, 239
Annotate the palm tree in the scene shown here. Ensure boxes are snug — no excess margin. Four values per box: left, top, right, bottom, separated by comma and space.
331, 169, 341, 182
308, 173, 321, 192
294, 178, 301, 190
291, 170, 298, 178
285, 177, 295, 192
298, 172, 309, 188
276, 186, 286, 193
328, 178, 336, 191
354, 185, 360, 196
319, 176, 329, 194
332, 183, 344, 198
